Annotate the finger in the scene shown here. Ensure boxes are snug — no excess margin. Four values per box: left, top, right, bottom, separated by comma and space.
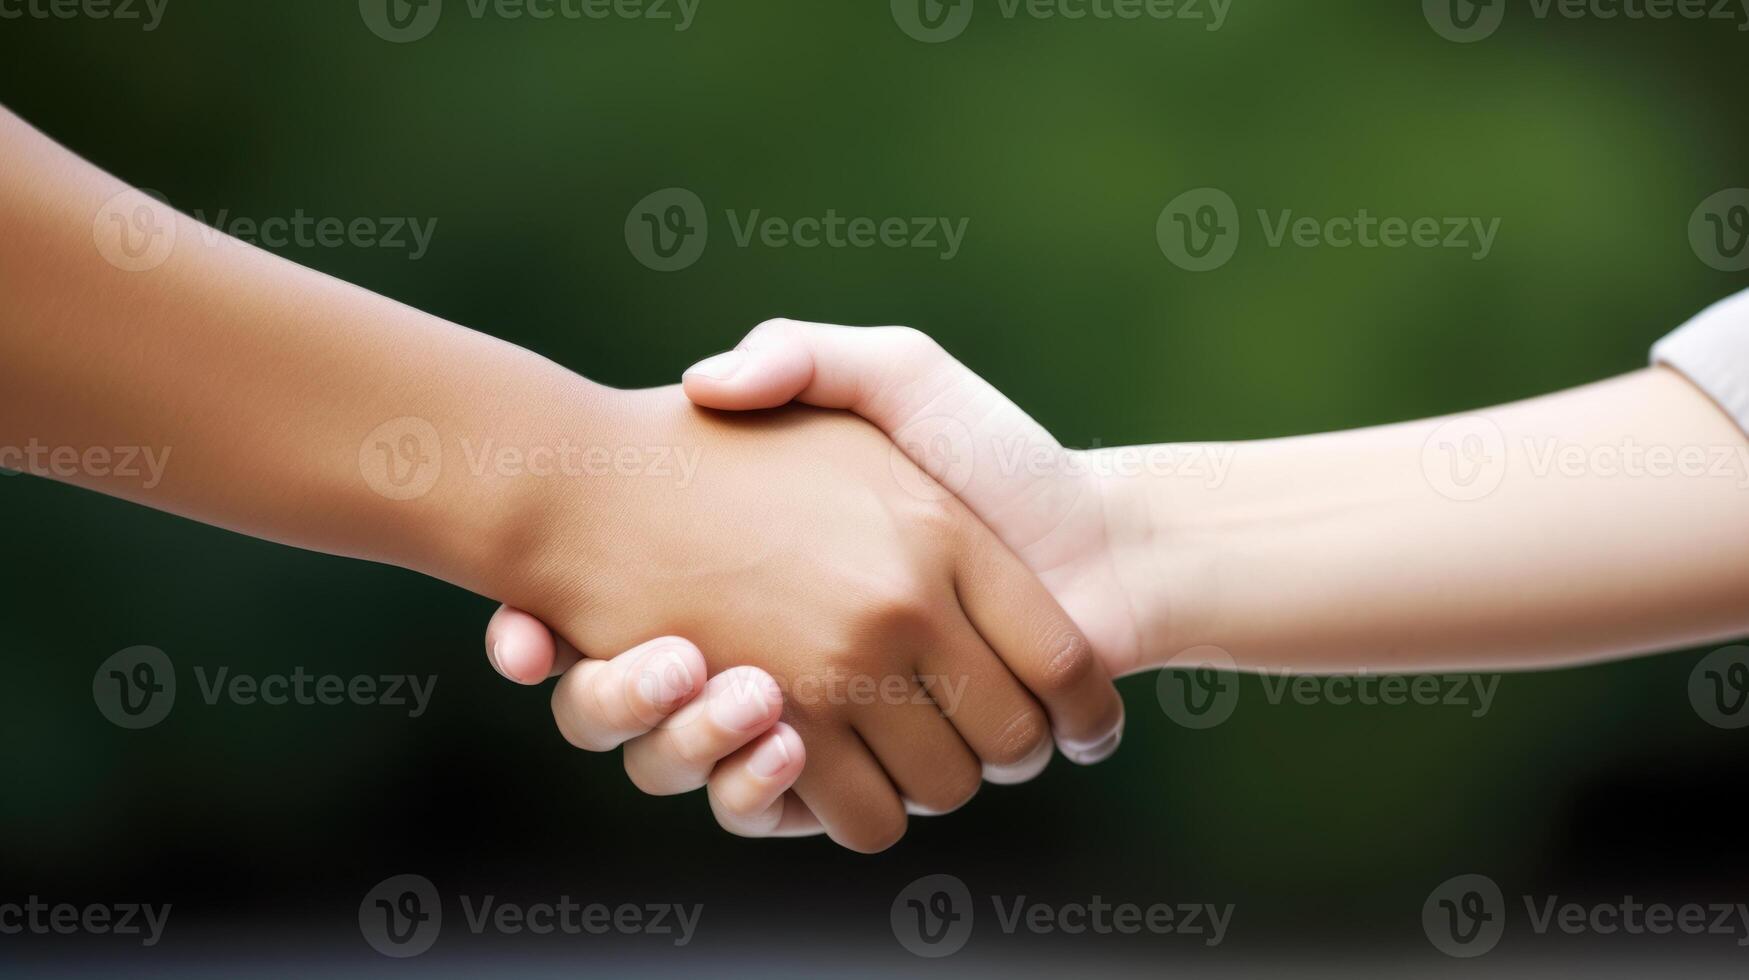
549, 637, 706, 752
850, 677, 983, 816
766, 792, 827, 836
916, 618, 1055, 785
718, 790, 825, 838
681, 338, 814, 411
683, 320, 964, 424
624, 666, 783, 796
705, 723, 813, 837
954, 524, 1125, 764
484, 604, 582, 684
790, 728, 909, 854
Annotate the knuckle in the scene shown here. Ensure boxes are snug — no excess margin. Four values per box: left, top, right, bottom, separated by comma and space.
625, 734, 706, 796
985, 707, 1051, 768
1036, 627, 1098, 695
657, 717, 721, 772
619, 662, 672, 726
552, 711, 611, 753
910, 499, 963, 540
714, 797, 775, 839
555, 721, 606, 753
576, 661, 631, 726
841, 811, 908, 855
707, 776, 766, 821
881, 325, 940, 359
851, 577, 941, 641
550, 680, 610, 752
749, 317, 805, 343
913, 760, 983, 815
624, 752, 685, 797
641, 638, 705, 689
720, 821, 769, 840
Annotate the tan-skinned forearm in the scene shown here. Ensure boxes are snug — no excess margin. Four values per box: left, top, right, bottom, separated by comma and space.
1104, 368, 1749, 673
0, 106, 605, 597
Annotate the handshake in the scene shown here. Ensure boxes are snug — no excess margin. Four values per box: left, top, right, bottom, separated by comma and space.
476, 319, 1142, 853
464, 309, 1749, 853
11, 105, 1747, 858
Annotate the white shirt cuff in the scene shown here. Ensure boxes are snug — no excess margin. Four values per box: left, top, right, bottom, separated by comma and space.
1651, 289, 1749, 435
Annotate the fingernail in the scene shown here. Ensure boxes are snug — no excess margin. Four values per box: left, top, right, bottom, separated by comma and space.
685, 350, 746, 381
636, 654, 689, 707
1059, 710, 1125, 766
747, 731, 792, 778
487, 638, 507, 678
648, 652, 694, 709
1060, 730, 1120, 765
711, 674, 777, 731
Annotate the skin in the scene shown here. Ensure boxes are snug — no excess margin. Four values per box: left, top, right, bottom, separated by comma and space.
496, 318, 1749, 834
0, 108, 1126, 853
674, 320, 1749, 673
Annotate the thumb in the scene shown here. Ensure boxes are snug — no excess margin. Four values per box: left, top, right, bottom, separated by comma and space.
680, 318, 984, 430
679, 325, 817, 412
483, 604, 581, 684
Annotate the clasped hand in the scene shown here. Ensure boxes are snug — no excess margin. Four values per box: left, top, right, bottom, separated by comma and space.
481, 321, 1132, 853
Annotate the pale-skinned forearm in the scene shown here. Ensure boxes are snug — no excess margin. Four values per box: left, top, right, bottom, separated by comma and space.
1101, 368, 1749, 673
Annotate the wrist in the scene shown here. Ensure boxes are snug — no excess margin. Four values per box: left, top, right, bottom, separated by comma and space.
1090, 443, 1231, 672
390, 359, 631, 604
468, 384, 703, 634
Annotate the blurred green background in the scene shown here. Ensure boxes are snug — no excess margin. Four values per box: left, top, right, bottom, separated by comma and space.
2, 0, 1747, 973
